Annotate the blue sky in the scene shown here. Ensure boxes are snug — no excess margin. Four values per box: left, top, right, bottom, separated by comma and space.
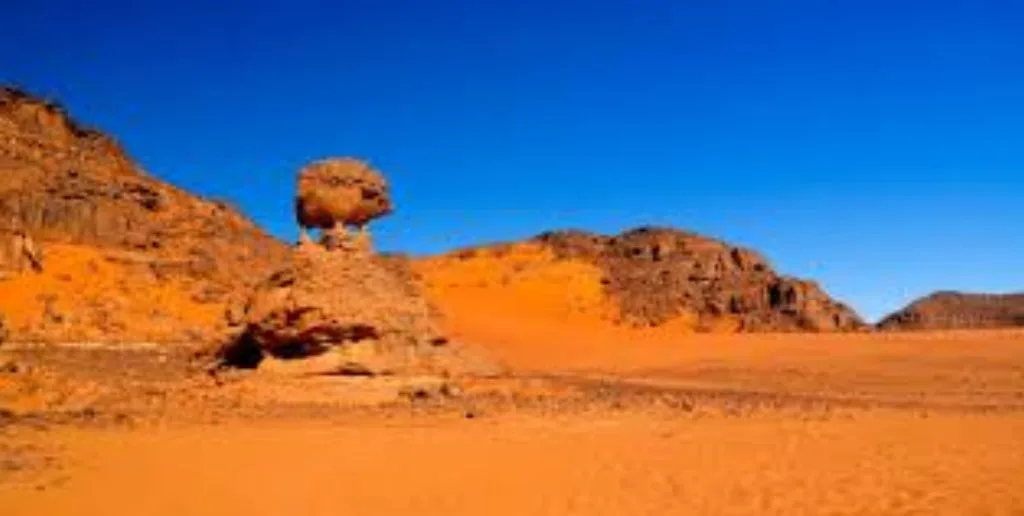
3, 0, 1022, 321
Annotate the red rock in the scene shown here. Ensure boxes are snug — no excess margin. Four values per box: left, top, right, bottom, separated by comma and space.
0, 85, 288, 342
878, 291, 1024, 330
295, 158, 393, 245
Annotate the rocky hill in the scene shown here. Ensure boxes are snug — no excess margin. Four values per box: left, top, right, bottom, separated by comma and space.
878, 291, 1024, 331
410, 227, 865, 335
0, 85, 867, 347
0, 86, 288, 342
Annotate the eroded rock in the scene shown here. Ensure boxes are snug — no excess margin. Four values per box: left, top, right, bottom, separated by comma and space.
0, 227, 43, 278
219, 158, 470, 377
878, 291, 1024, 330
520, 227, 864, 332
295, 158, 393, 244
0, 85, 289, 342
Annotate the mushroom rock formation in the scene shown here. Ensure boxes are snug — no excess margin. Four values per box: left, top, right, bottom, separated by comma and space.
221, 159, 463, 376
295, 158, 393, 248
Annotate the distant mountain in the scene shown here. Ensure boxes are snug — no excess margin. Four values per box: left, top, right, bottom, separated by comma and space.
878, 291, 1024, 331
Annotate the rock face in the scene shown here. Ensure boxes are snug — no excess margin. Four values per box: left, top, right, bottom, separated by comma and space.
415, 227, 865, 333
220, 160, 465, 376
222, 242, 452, 374
0, 229, 43, 279
295, 158, 393, 244
0, 85, 288, 341
535, 228, 864, 331
878, 291, 1024, 331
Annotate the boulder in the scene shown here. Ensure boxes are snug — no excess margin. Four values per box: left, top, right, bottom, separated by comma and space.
295, 158, 393, 244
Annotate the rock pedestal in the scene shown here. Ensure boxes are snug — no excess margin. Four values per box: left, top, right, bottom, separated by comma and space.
221, 233, 456, 376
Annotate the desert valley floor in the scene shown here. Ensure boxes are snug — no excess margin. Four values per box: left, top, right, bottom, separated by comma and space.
3, 329, 1024, 515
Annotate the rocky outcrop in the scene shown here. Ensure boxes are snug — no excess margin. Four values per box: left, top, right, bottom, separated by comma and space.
0, 85, 288, 342
219, 159, 474, 377
878, 291, 1024, 331
418, 227, 865, 333
0, 229, 43, 279
0, 86, 286, 272
295, 158, 393, 245
532, 228, 863, 331
221, 241, 455, 375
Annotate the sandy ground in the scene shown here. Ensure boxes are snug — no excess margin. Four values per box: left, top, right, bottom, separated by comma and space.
2, 330, 1024, 515
4, 412, 1024, 515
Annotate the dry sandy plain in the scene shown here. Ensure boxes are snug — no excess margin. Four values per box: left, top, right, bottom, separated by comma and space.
2, 327, 1024, 515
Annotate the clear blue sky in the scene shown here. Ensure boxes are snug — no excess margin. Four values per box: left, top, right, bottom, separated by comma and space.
3, 1, 1022, 321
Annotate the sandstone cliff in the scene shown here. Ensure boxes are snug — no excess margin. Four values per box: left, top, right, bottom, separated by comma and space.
878, 291, 1024, 331
411, 227, 865, 335
0, 86, 288, 342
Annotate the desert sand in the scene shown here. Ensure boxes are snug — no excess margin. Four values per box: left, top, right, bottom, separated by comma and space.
3, 330, 1024, 515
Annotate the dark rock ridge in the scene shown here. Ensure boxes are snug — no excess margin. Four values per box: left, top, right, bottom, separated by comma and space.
878, 291, 1024, 331
532, 227, 865, 332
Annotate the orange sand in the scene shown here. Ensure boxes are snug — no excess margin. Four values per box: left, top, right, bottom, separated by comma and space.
3, 411, 1024, 515
413, 242, 719, 369
413, 243, 619, 323
0, 243, 222, 341
4, 331, 1024, 515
